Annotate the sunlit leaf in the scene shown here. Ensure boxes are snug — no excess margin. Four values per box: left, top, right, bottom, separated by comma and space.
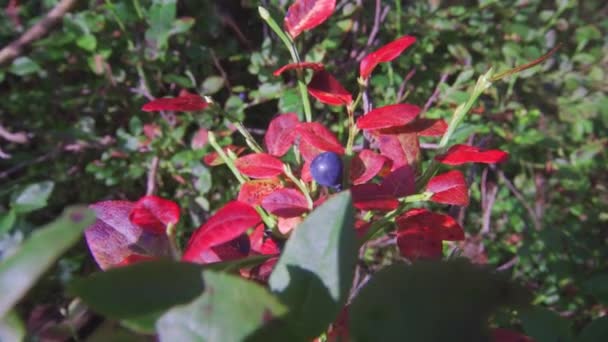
264, 113, 300, 157
235, 153, 285, 179
284, 0, 336, 39
238, 179, 283, 206
307, 70, 352, 106
435, 144, 509, 165
357, 104, 420, 130
273, 62, 325, 76
142, 91, 208, 112
426, 170, 469, 206
261, 188, 309, 218
128, 195, 180, 235
360, 35, 416, 79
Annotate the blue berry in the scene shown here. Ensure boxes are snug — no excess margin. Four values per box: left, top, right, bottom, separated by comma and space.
310, 152, 343, 188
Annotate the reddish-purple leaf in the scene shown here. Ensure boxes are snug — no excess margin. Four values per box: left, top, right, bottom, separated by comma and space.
375, 132, 420, 171
397, 227, 442, 260
380, 165, 415, 198
203, 145, 246, 166
350, 149, 389, 185
360, 35, 416, 79
273, 62, 325, 76
435, 144, 509, 165
237, 179, 283, 206
261, 188, 309, 218
296, 122, 345, 156
300, 160, 313, 181
183, 201, 261, 263
249, 224, 280, 255
396, 208, 464, 241
492, 329, 535, 342
284, 0, 336, 39
115, 254, 156, 268
235, 153, 284, 179
379, 118, 448, 137
264, 113, 300, 156
307, 70, 353, 106
85, 201, 171, 270
142, 91, 208, 112
351, 184, 399, 211
426, 170, 469, 206
191, 127, 209, 149
356, 104, 421, 130
207, 235, 251, 263
128, 195, 180, 235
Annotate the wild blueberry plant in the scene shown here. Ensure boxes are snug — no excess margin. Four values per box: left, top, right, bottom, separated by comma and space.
78, 0, 558, 340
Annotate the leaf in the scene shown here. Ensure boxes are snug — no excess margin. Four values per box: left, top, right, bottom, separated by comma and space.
238, 179, 283, 206
296, 122, 345, 156
10, 181, 54, 214
396, 208, 464, 241
583, 273, 608, 304
349, 259, 531, 341
435, 144, 509, 165
284, 0, 336, 39
350, 149, 390, 185
128, 195, 181, 234
141, 91, 208, 112
379, 165, 415, 198
264, 113, 300, 156
351, 183, 399, 211
235, 153, 285, 179
68, 260, 204, 319
157, 271, 287, 341
273, 62, 325, 76
397, 228, 442, 260
379, 118, 448, 137
182, 201, 261, 263
0, 206, 95, 318
520, 307, 574, 342
375, 132, 420, 171
577, 316, 608, 342
203, 145, 246, 166
277, 216, 303, 235
356, 104, 421, 130
249, 224, 280, 255
261, 188, 309, 218
85, 201, 171, 270
426, 170, 470, 206
492, 328, 534, 342
307, 70, 353, 106
268, 191, 357, 339
360, 35, 416, 79
0, 310, 25, 342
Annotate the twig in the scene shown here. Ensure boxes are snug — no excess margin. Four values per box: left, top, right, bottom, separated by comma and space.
422, 73, 449, 113
496, 257, 519, 271
480, 167, 498, 235
210, 49, 232, 91
0, 0, 77, 65
396, 68, 416, 102
355, 1, 390, 61
146, 156, 160, 195
493, 166, 542, 231
0, 124, 29, 144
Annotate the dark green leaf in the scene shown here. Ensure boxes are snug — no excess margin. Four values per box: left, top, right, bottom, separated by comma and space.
10, 181, 54, 214
157, 270, 287, 341
577, 316, 608, 342
520, 307, 574, 342
350, 259, 531, 341
68, 260, 204, 319
0, 206, 95, 317
583, 273, 608, 304
0, 310, 25, 342
268, 191, 357, 339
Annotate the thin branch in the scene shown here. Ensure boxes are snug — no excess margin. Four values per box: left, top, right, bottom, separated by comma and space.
146, 156, 160, 195
422, 73, 449, 113
0, 0, 78, 65
494, 166, 542, 231
0, 124, 29, 144
210, 49, 232, 91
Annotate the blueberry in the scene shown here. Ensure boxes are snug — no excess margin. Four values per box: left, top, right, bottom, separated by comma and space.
310, 152, 343, 188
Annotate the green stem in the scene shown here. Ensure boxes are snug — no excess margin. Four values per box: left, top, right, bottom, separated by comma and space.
208, 132, 247, 184
283, 165, 314, 210
166, 223, 181, 260
132, 0, 144, 19
234, 122, 264, 153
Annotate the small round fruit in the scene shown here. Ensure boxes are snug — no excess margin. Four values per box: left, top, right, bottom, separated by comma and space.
310, 152, 343, 187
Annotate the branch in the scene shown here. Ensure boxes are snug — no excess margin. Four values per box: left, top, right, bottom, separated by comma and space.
0, 0, 78, 65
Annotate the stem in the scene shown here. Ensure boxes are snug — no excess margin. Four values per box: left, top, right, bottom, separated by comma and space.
258, 6, 312, 122
166, 223, 181, 260
283, 165, 314, 210
208, 132, 247, 184
234, 122, 264, 153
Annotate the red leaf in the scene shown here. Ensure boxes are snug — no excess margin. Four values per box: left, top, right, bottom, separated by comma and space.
261, 188, 309, 218
235, 153, 284, 179
396, 208, 464, 241
277, 216, 302, 235
435, 144, 509, 165
354, 220, 372, 239
238, 179, 283, 206
396, 227, 442, 260
351, 184, 399, 211
191, 127, 209, 149
207, 234, 251, 263
142, 91, 208, 112
203, 145, 245, 166
128, 195, 181, 234
375, 132, 420, 171
296, 122, 345, 156
249, 224, 280, 255
379, 118, 447, 137
350, 149, 389, 185
114, 254, 156, 268
183, 201, 261, 263
284, 0, 336, 39
380, 165, 415, 198
300, 160, 313, 182
85, 201, 171, 270
307, 70, 353, 106
360, 35, 416, 79
273, 62, 325, 76
426, 170, 469, 206
491, 328, 535, 342
264, 113, 300, 156
356, 104, 421, 130
143, 124, 161, 140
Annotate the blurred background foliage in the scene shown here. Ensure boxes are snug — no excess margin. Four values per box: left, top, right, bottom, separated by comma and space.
0, 0, 606, 339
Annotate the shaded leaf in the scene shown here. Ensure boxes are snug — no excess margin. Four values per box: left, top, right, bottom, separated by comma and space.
296, 122, 344, 156
380, 165, 415, 198
360, 35, 416, 79
128, 195, 180, 235
351, 184, 399, 211
379, 118, 447, 137
261, 188, 309, 218
273, 62, 325, 76
435, 144, 509, 165
375, 132, 420, 171
427, 170, 469, 206
492, 328, 534, 342
307, 70, 352, 106
264, 113, 300, 157
577, 316, 608, 342
520, 307, 574, 342
0, 207, 95, 318
356, 104, 421, 130
203, 145, 246, 166
350, 149, 390, 185
235, 153, 284, 179
284, 0, 336, 39
142, 91, 208, 112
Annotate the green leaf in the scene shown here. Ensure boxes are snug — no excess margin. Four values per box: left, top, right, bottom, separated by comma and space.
157, 270, 287, 341
0, 209, 16, 235
10, 181, 54, 214
201, 75, 225, 95
68, 260, 204, 319
76, 34, 97, 51
577, 316, 608, 342
349, 259, 531, 341
0, 310, 25, 342
0, 206, 95, 318
9, 57, 41, 76
583, 273, 608, 304
520, 307, 574, 342
268, 191, 357, 338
